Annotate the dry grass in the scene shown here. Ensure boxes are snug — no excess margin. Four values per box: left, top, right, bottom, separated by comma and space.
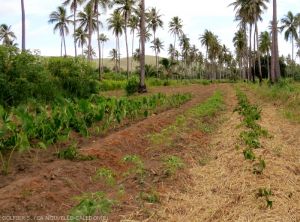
153, 86, 300, 222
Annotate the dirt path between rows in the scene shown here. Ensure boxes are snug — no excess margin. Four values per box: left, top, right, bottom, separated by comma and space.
0, 84, 222, 221
153, 86, 300, 222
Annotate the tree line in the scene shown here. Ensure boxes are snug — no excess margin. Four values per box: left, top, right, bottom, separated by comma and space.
1, 0, 300, 84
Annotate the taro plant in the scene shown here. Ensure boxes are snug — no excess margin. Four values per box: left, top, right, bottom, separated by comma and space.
123, 155, 146, 183
256, 187, 273, 208
69, 192, 115, 221
93, 168, 116, 186
163, 155, 185, 176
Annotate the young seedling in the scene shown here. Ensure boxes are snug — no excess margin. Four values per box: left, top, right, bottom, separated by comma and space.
243, 148, 256, 161
93, 168, 116, 186
163, 155, 185, 176
256, 188, 273, 209
123, 155, 146, 183
253, 157, 266, 174
139, 191, 160, 203
69, 192, 115, 220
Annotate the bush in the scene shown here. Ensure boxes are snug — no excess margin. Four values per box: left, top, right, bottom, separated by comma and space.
125, 77, 139, 95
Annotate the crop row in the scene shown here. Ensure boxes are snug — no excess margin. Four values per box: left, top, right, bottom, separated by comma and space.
0, 93, 192, 174
235, 90, 273, 208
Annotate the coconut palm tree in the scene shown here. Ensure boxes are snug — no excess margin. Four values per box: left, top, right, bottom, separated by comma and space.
77, 3, 99, 61
21, 0, 26, 51
280, 11, 299, 62
139, 0, 147, 92
128, 14, 139, 72
63, 0, 85, 57
114, 0, 137, 78
74, 27, 88, 56
151, 38, 164, 78
271, 0, 280, 83
0, 24, 16, 46
107, 10, 124, 72
48, 6, 72, 57
89, 0, 112, 79
233, 29, 247, 78
169, 16, 183, 59
147, 7, 163, 67
200, 29, 214, 60
110, 48, 118, 71
259, 31, 271, 79
98, 33, 109, 72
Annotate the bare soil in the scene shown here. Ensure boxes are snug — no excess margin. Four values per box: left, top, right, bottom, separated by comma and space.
0, 84, 221, 221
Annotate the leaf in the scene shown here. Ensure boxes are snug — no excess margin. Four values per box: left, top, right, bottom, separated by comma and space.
38, 142, 47, 150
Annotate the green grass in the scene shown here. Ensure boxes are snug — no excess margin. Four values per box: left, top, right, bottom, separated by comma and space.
246, 80, 300, 123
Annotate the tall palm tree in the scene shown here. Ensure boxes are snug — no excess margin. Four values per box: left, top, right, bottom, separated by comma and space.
259, 31, 271, 79
151, 38, 164, 78
21, 0, 26, 51
128, 15, 139, 72
233, 29, 247, 78
179, 34, 190, 71
110, 48, 118, 71
89, 0, 112, 79
139, 0, 146, 92
147, 7, 163, 66
200, 29, 214, 60
169, 16, 183, 59
271, 0, 280, 83
114, 0, 137, 78
98, 33, 109, 72
0, 24, 16, 46
74, 27, 88, 56
48, 6, 72, 57
77, 3, 99, 61
280, 11, 299, 62
63, 0, 85, 57
107, 10, 124, 72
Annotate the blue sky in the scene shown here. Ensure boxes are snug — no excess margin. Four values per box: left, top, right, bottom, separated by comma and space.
0, 0, 299, 59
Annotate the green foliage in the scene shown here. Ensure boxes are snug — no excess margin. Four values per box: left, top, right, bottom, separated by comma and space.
57, 144, 94, 161
123, 155, 146, 181
125, 77, 139, 95
253, 157, 266, 174
163, 155, 185, 176
243, 148, 256, 161
0, 46, 99, 107
256, 188, 273, 208
139, 191, 160, 203
240, 131, 261, 149
69, 192, 115, 221
93, 168, 116, 186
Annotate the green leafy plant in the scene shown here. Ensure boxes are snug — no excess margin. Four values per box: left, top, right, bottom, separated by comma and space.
123, 155, 146, 183
125, 77, 139, 95
163, 155, 185, 176
256, 188, 273, 208
69, 192, 115, 221
93, 168, 116, 186
253, 157, 266, 174
243, 148, 256, 161
139, 191, 160, 203
57, 144, 93, 161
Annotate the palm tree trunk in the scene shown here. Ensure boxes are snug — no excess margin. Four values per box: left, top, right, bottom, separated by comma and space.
74, 5, 77, 57
102, 42, 104, 72
125, 15, 129, 79
63, 31, 67, 56
61, 38, 63, 57
255, 22, 262, 83
88, 15, 92, 61
267, 51, 270, 80
131, 29, 135, 73
156, 52, 158, 78
139, 0, 147, 93
96, 8, 102, 80
21, 0, 25, 51
271, 0, 280, 82
249, 24, 253, 82
117, 36, 121, 72
292, 37, 294, 62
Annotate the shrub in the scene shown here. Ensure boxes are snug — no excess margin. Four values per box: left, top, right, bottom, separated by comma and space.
125, 77, 139, 95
